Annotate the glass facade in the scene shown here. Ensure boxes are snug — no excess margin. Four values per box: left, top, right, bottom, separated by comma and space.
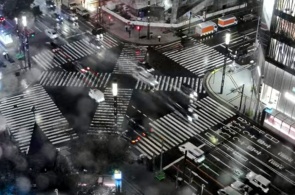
259, 0, 295, 141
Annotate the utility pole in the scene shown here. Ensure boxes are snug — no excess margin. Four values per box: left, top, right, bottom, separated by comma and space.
147, 0, 150, 39
187, 11, 192, 35
239, 84, 245, 111
220, 33, 231, 94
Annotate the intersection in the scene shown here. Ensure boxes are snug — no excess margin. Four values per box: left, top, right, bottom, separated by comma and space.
0, 2, 293, 195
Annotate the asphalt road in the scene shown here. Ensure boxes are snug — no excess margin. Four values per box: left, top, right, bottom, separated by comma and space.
1, 5, 295, 195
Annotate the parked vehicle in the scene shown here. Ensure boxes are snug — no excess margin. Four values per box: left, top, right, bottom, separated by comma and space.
246, 171, 270, 193
178, 142, 205, 163
231, 181, 253, 193
46, 0, 56, 10
195, 21, 218, 36
61, 0, 79, 11
218, 15, 238, 28
240, 14, 255, 22
76, 6, 90, 18
217, 186, 241, 195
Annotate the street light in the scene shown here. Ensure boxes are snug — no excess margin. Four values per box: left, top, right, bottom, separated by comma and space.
112, 79, 118, 132
220, 33, 231, 94
22, 16, 27, 27
21, 16, 31, 69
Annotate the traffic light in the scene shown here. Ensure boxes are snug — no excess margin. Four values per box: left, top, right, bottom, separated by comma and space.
30, 32, 35, 38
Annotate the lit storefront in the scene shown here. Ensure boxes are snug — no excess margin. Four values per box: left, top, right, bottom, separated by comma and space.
84, 0, 99, 12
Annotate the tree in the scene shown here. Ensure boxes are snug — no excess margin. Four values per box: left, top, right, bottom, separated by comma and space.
70, 135, 129, 174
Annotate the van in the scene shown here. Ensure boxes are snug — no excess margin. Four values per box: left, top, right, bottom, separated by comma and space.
246, 171, 270, 193
76, 6, 90, 18
178, 142, 205, 163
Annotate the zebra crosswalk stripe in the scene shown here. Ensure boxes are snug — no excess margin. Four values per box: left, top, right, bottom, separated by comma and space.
39, 71, 111, 88
88, 88, 133, 134
32, 36, 119, 71
0, 85, 77, 153
134, 76, 199, 92
132, 96, 236, 159
156, 43, 232, 77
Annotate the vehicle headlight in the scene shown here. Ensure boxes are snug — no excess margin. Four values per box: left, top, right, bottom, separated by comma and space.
193, 92, 198, 97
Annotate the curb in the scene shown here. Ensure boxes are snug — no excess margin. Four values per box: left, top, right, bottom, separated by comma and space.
105, 28, 181, 46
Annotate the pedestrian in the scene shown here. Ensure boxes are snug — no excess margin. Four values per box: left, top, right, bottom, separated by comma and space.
125, 25, 128, 32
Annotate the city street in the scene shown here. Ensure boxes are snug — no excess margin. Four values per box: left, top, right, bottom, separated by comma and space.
0, 1, 294, 195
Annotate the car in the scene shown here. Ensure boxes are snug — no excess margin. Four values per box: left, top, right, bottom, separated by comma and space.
72, 61, 90, 73
123, 129, 140, 144
45, 29, 58, 39
88, 89, 104, 103
217, 186, 241, 195
76, 6, 90, 18
46, 0, 56, 9
246, 171, 270, 193
180, 83, 198, 101
92, 27, 105, 40
69, 2, 79, 11
138, 59, 154, 72
66, 13, 78, 22
90, 38, 103, 49
132, 66, 158, 88
231, 181, 253, 193
46, 41, 60, 52
239, 14, 255, 22
128, 118, 151, 137
52, 13, 63, 23
173, 102, 198, 122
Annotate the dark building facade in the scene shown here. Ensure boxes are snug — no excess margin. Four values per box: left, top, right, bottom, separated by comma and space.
258, 0, 295, 140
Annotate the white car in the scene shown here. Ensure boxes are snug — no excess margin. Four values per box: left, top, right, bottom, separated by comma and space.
132, 67, 158, 88
45, 29, 58, 39
89, 89, 105, 103
66, 13, 78, 22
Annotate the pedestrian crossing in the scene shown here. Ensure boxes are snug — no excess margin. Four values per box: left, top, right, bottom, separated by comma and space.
157, 43, 232, 77
32, 36, 118, 71
135, 75, 200, 92
133, 96, 236, 160
113, 45, 147, 74
88, 88, 133, 134
154, 40, 182, 53
39, 70, 111, 88
0, 85, 77, 153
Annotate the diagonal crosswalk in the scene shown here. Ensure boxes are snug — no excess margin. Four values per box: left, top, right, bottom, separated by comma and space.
135, 75, 200, 92
88, 88, 133, 134
113, 45, 147, 74
0, 85, 77, 153
39, 70, 111, 88
32, 35, 119, 71
156, 43, 232, 77
134, 97, 236, 160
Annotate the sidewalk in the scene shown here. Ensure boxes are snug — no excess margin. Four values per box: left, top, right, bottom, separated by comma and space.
98, 13, 181, 46
204, 62, 258, 118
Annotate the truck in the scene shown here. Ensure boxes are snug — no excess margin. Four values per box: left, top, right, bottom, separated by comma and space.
195, 21, 218, 36
218, 15, 238, 28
